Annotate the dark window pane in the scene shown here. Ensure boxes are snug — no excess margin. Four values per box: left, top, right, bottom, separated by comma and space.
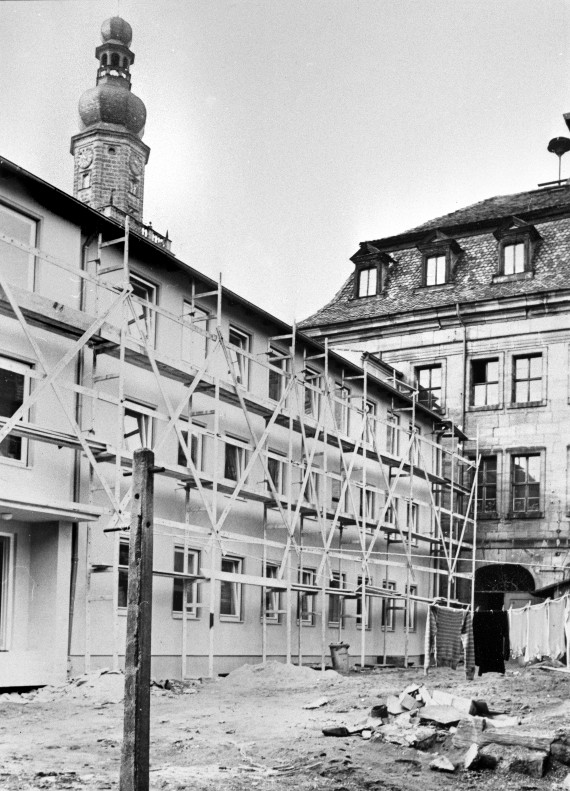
118, 569, 129, 608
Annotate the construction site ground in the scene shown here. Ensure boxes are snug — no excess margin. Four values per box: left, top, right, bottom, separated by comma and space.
2, 660, 570, 791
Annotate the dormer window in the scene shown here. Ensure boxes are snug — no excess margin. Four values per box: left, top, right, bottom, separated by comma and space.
357, 266, 378, 297
417, 232, 461, 288
425, 254, 447, 286
494, 218, 541, 281
503, 242, 525, 275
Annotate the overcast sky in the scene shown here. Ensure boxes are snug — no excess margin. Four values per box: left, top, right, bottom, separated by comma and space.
2, 0, 570, 324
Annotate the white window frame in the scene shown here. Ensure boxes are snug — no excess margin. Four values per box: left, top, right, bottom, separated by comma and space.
334, 383, 350, 435
228, 325, 251, 388
123, 400, 154, 454
386, 411, 400, 456
0, 355, 33, 467
177, 421, 204, 471
356, 575, 373, 630
328, 570, 346, 627
359, 485, 377, 523
365, 399, 377, 445
129, 272, 157, 344
357, 266, 378, 297
406, 500, 419, 547
0, 201, 37, 292
267, 449, 287, 497
404, 584, 417, 632
304, 368, 322, 419
261, 562, 281, 623
268, 345, 290, 402
220, 555, 243, 621
0, 533, 14, 651
224, 435, 249, 483
181, 300, 209, 364
381, 580, 396, 630
425, 254, 447, 286
172, 547, 201, 618
503, 241, 526, 275
298, 567, 316, 626
118, 538, 130, 609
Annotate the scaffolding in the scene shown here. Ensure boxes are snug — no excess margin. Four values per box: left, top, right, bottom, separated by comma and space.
0, 214, 479, 677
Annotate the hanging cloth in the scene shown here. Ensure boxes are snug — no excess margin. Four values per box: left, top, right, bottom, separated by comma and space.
508, 606, 527, 659
547, 598, 566, 660
424, 604, 475, 680
525, 601, 549, 661
473, 611, 510, 675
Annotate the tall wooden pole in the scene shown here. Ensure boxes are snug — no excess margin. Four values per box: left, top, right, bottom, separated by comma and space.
120, 448, 155, 791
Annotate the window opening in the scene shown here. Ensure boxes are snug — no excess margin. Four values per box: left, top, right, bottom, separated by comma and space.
0, 203, 37, 290
228, 326, 251, 387
425, 254, 446, 286
172, 548, 201, 616
472, 359, 499, 406
118, 539, 129, 608
220, 556, 243, 619
357, 266, 378, 297
513, 355, 542, 403
511, 455, 541, 514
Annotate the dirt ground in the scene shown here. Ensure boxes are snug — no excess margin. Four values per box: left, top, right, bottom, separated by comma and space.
2, 661, 570, 791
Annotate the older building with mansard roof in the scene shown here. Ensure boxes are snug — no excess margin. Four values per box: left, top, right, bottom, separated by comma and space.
302, 131, 570, 608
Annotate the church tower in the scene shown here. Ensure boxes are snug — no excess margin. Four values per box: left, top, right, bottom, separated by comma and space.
70, 17, 150, 222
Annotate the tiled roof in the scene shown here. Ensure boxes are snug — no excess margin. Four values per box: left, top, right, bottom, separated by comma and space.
300, 184, 570, 329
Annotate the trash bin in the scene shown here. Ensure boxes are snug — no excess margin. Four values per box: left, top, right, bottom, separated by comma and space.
329, 642, 350, 673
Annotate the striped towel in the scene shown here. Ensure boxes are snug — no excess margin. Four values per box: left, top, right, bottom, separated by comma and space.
424, 604, 475, 680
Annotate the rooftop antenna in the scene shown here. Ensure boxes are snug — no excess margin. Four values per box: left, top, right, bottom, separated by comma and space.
547, 137, 570, 182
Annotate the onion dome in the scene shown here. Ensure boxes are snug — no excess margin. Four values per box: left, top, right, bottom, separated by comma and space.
78, 83, 146, 136
101, 17, 133, 46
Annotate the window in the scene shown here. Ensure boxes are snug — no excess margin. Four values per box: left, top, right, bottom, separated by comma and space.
359, 486, 377, 522
304, 368, 322, 418
0, 534, 13, 650
267, 450, 286, 496
0, 357, 32, 464
408, 423, 421, 465
425, 254, 446, 286
298, 568, 316, 625
357, 266, 378, 297
511, 454, 541, 515
220, 556, 243, 619
228, 326, 251, 387
224, 437, 249, 482
416, 365, 442, 409
386, 412, 400, 456
365, 400, 377, 444
513, 355, 542, 404
476, 455, 498, 516
334, 384, 350, 434
81, 171, 91, 189
407, 501, 419, 546
385, 497, 399, 526
261, 562, 281, 623
181, 301, 209, 363
129, 178, 138, 196
404, 584, 417, 631
0, 203, 37, 290
118, 539, 129, 608
123, 401, 153, 453
328, 571, 346, 627
471, 359, 499, 407
177, 424, 203, 470
503, 242, 525, 275
172, 548, 201, 616
330, 472, 348, 513
268, 345, 290, 402
356, 575, 372, 629
129, 273, 157, 342
381, 580, 396, 630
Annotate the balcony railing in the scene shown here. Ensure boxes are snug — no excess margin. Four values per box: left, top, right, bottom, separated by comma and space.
101, 205, 172, 252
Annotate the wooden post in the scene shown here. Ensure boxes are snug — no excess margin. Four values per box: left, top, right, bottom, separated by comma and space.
120, 448, 155, 791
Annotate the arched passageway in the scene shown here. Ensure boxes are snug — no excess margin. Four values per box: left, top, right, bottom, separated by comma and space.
474, 564, 535, 610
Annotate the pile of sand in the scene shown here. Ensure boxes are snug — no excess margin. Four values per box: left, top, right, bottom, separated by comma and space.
222, 660, 340, 689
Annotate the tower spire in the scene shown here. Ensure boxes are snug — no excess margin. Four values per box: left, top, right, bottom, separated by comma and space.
70, 16, 150, 222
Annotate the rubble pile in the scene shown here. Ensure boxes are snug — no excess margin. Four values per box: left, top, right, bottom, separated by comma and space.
321, 681, 570, 779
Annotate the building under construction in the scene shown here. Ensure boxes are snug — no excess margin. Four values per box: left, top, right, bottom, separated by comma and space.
0, 16, 478, 687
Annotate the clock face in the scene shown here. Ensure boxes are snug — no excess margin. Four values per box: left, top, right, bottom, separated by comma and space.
78, 147, 93, 169
129, 155, 143, 175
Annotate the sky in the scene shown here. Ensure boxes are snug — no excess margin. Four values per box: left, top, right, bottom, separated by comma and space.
1, 0, 570, 325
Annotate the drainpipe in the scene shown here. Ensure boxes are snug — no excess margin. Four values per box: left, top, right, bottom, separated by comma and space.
68, 232, 97, 663
455, 303, 467, 430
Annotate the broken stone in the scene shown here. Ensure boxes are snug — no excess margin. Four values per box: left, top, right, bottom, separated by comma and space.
478, 744, 548, 778
322, 726, 350, 737
419, 705, 465, 727
387, 695, 405, 715
399, 694, 422, 711
303, 697, 329, 710
453, 718, 555, 752
430, 689, 454, 707
370, 704, 388, 719
429, 755, 456, 773
464, 744, 480, 770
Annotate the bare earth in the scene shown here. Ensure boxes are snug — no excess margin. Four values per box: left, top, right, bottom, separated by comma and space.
2, 661, 570, 791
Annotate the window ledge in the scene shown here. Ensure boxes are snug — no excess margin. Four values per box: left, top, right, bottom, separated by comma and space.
172, 613, 200, 621
492, 271, 534, 284
219, 616, 244, 623
506, 511, 544, 520
468, 404, 502, 412
478, 512, 499, 521
507, 400, 546, 409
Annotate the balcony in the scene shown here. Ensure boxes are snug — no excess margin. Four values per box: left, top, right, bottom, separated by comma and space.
101, 206, 172, 252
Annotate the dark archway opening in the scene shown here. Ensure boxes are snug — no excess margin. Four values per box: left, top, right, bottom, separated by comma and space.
475, 564, 535, 610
